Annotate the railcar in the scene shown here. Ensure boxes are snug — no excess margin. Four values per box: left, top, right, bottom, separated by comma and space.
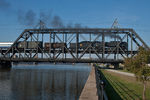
44, 42, 67, 50
17, 41, 43, 49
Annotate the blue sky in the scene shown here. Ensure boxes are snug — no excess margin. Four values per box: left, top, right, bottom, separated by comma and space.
0, 0, 150, 46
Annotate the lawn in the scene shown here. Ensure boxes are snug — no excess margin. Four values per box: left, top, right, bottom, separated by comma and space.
99, 69, 150, 100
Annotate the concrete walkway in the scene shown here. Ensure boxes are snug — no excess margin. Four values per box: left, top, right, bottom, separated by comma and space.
106, 69, 135, 77
79, 66, 98, 100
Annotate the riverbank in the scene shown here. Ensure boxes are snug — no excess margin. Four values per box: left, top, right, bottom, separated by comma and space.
100, 69, 150, 100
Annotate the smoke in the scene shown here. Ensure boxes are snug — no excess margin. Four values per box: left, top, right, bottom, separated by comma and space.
25, 10, 36, 26
17, 10, 52, 27
51, 15, 64, 28
16, 9, 121, 40
18, 9, 36, 26
18, 10, 52, 27
0, 0, 84, 29
0, 0, 11, 10
39, 11, 51, 24
17, 9, 87, 29
17, 8, 88, 29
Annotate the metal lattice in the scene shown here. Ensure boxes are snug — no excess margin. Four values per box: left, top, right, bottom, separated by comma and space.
0, 28, 149, 63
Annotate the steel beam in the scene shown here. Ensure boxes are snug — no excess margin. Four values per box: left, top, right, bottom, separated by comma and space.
1, 28, 148, 64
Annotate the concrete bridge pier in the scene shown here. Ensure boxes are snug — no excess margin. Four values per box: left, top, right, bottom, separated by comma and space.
112, 63, 119, 69
0, 61, 12, 69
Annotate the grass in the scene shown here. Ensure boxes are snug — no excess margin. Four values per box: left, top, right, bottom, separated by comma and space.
99, 69, 150, 100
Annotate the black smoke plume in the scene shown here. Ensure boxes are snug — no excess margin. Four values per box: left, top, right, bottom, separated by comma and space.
18, 10, 52, 27
25, 10, 36, 26
39, 11, 51, 25
18, 10, 36, 26
17, 8, 87, 29
51, 15, 64, 28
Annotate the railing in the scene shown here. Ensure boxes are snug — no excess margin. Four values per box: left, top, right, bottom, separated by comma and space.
94, 65, 108, 100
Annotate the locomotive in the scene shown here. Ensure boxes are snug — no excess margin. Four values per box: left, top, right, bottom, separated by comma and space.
69, 41, 128, 51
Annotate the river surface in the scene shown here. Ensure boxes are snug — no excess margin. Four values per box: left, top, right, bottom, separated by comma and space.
0, 63, 91, 100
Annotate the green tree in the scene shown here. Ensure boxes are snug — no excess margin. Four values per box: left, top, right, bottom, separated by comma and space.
124, 47, 150, 100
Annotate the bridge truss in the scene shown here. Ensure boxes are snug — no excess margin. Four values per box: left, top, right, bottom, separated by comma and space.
0, 28, 149, 64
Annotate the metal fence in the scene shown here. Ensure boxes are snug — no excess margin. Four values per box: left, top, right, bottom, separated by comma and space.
94, 65, 108, 100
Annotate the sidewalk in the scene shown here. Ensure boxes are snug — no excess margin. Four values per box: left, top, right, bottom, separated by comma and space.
106, 69, 135, 77
79, 66, 98, 100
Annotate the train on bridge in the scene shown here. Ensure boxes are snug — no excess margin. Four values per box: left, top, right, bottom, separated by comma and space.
15, 41, 128, 52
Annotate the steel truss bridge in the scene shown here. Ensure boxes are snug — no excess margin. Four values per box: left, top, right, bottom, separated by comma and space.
0, 28, 149, 66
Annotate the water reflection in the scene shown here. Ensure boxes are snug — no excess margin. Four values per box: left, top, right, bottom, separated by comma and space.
7, 64, 91, 100
0, 69, 11, 100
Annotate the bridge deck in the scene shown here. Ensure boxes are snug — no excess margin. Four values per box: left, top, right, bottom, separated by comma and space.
0, 58, 123, 63
0, 49, 138, 54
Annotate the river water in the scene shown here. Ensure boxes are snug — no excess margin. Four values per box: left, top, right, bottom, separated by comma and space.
0, 63, 91, 100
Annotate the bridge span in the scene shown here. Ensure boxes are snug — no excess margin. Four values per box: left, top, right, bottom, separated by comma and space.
0, 28, 149, 68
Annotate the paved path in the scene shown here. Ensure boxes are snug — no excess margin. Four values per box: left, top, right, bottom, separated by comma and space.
79, 66, 98, 100
106, 69, 135, 77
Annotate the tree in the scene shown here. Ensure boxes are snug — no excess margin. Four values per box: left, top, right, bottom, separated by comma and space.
124, 47, 150, 100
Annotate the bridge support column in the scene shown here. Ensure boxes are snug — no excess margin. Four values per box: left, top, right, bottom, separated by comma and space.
0, 61, 12, 69
112, 63, 119, 69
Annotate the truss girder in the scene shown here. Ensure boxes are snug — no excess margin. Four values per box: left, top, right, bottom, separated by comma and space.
1, 28, 148, 63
